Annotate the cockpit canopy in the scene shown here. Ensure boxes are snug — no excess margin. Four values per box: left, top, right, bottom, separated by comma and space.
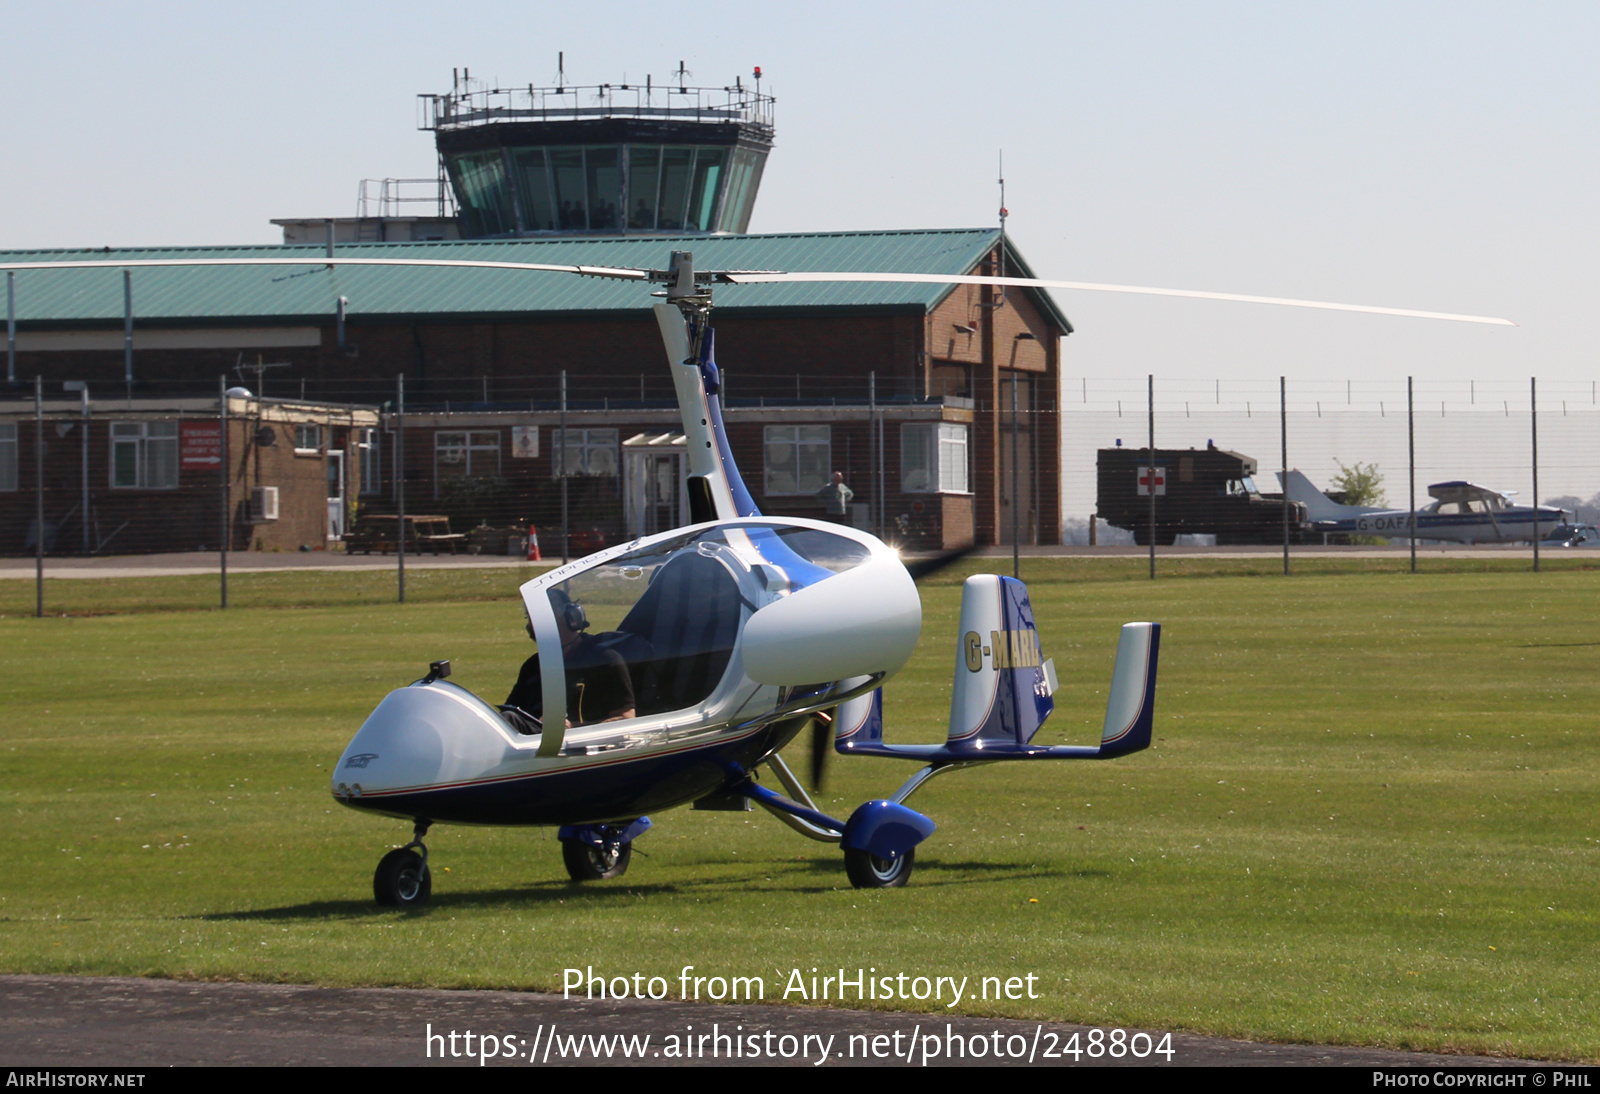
1425, 481, 1511, 515
520, 522, 875, 726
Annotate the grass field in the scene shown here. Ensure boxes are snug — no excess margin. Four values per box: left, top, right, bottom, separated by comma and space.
2, 559, 1596, 1059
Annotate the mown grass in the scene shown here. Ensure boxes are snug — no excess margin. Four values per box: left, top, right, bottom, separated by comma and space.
1, 561, 1596, 1059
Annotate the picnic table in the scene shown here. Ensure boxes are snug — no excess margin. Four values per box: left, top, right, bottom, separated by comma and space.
344, 514, 467, 556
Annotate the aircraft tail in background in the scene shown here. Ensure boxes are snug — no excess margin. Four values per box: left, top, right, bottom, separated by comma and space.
1278, 469, 1383, 523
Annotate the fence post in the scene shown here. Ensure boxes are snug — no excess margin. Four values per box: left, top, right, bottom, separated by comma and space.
1011, 372, 1020, 579
34, 376, 44, 618
1531, 376, 1539, 573
397, 373, 406, 604
7, 272, 14, 385
1408, 376, 1416, 574
560, 370, 569, 564
1280, 376, 1289, 576
123, 270, 134, 397
1147, 374, 1155, 580
219, 376, 229, 608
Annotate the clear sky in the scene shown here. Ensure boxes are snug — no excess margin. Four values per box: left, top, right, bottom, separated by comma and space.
3, 1, 1595, 398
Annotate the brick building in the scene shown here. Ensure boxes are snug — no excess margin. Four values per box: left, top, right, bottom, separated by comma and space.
0, 228, 1069, 552
0, 392, 378, 555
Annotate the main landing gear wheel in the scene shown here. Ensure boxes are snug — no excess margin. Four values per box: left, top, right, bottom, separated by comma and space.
844, 847, 914, 889
374, 848, 431, 906
561, 839, 632, 881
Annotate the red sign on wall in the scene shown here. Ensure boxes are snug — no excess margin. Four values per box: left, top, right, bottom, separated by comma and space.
180, 421, 222, 467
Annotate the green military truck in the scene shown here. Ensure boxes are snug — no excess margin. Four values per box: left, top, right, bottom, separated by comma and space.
1097, 443, 1306, 545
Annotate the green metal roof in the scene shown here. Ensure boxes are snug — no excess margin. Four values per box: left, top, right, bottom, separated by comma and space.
0, 228, 1071, 333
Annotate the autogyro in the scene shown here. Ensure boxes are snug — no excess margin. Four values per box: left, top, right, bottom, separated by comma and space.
332, 251, 1163, 902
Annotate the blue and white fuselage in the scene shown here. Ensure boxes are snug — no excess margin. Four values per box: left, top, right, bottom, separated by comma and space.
331, 516, 918, 827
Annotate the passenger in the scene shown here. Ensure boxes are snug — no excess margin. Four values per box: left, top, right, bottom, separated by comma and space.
501, 590, 636, 734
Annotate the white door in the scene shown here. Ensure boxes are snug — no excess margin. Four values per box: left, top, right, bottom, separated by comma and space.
327, 450, 345, 540
624, 447, 686, 539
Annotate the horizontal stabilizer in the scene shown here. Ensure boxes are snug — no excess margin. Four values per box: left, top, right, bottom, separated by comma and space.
838, 577, 1159, 763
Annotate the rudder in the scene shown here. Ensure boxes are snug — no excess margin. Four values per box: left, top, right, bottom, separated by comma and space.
947, 574, 1057, 750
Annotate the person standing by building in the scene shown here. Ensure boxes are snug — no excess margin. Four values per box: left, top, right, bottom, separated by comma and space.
815, 471, 854, 524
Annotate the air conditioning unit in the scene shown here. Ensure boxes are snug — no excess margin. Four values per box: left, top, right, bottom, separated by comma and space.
251, 486, 280, 521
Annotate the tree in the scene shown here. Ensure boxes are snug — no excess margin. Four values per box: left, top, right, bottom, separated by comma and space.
1329, 460, 1385, 508
1328, 461, 1386, 545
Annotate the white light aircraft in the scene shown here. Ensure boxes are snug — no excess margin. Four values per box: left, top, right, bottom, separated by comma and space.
1280, 470, 1567, 544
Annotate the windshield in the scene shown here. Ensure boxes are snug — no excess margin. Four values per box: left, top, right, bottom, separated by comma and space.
526, 523, 873, 722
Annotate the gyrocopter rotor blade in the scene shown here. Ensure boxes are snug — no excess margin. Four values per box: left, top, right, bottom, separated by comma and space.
0, 253, 1516, 326
717, 271, 1518, 327
0, 256, 650, 281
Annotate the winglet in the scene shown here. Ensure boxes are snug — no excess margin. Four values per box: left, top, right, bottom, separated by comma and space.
1098, 622, 1160, 758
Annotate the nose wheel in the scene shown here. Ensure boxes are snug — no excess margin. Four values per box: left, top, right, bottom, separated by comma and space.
374, 820, 432, 906
561, 836, 633, 881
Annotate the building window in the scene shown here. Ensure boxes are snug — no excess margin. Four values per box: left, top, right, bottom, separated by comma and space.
435, 431, 501, 487
294, 424, 323, 453
764, 425, 831, 496
0, 423, 15, 491
110, 421, 178, 489
357, 428, 380, 495
552, 428, 619, 477
901, 423, 969, 494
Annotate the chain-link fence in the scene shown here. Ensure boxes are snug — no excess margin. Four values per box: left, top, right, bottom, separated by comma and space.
1060, 374, 1598, 565
2, 367, 990, 612
6, 370, 1591, 615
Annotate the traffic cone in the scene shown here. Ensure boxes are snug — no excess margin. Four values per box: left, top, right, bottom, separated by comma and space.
526, 524, 541, 561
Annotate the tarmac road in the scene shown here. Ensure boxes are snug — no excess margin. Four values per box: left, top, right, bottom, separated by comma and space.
0, 975, 1543, 1068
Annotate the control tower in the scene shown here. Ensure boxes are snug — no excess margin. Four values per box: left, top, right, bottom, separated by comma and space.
421, 66, 774, 238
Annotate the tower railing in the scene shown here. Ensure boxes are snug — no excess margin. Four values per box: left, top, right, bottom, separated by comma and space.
419, 80, 774, 136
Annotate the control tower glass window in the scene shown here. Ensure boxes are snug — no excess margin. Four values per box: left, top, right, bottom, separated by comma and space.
586, 147, 621, 230
449, 151, 515, 237
628, 146, 660, 229
686, 149, 726, 232
442, 143, 762, 235
511, 148, 557, 232
549, 148, 586, 230
483, 143, 749, 233
656, 147, 694, 231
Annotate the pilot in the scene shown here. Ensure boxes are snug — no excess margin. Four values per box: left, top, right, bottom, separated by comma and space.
501, 589, 636, 735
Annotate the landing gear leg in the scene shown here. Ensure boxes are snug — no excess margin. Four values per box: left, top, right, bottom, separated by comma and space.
374, 818, 432, 907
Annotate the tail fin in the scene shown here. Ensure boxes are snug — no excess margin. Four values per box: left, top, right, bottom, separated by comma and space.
1097, 622, 1160, 757
947, 574, 1056, 749
1279, 469, 1375, 522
